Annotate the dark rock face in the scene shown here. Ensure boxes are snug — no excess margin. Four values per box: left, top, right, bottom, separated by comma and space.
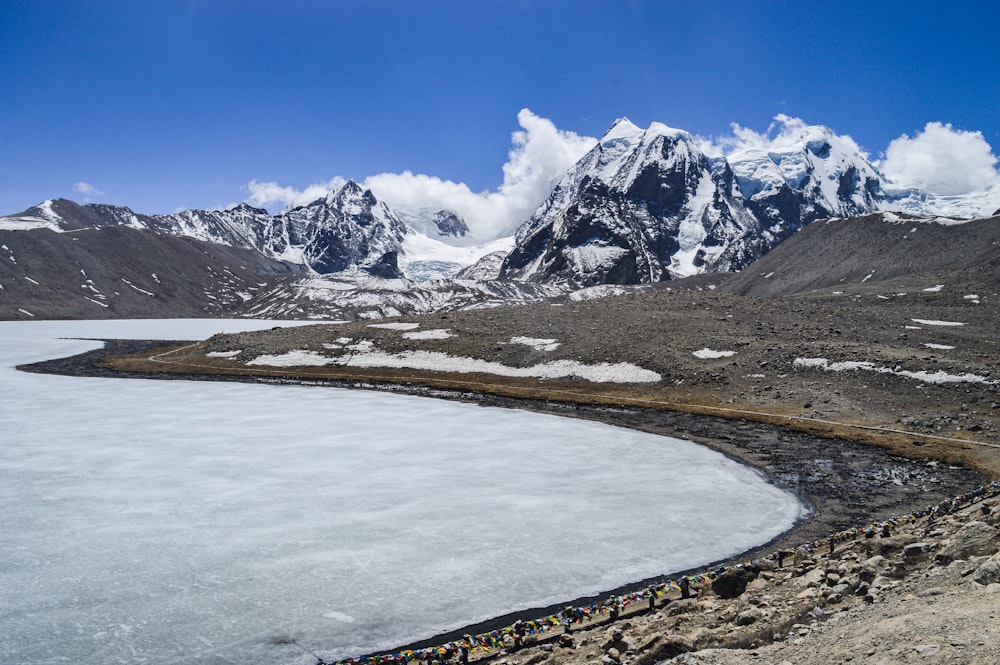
432, 210, 469, 237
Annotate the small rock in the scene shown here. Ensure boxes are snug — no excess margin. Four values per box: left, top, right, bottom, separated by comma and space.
735, 607, 763, 626
903, 542, 932, 557
914, 644, 941, 656
917, 587, 946, 597
871, 575, 894, 589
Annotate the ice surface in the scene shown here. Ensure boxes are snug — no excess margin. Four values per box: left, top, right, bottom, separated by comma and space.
0, 320, 805, 665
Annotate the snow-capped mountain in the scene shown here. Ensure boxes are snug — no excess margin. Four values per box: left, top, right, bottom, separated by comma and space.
726, 124, 886, 243
882, 182, 1000, 221
271, 181, 406, 276
500, 119, 768, 285
3, 181, 408, 278
500, 118, 898, 285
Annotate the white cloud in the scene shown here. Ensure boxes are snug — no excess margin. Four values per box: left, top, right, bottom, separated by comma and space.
73, 181, 104, 202
878, 122, 1000, 195
696, 114, 868, 159
244, 109, 596, 241
246, 176, 347, 211
367, 109, 596, 240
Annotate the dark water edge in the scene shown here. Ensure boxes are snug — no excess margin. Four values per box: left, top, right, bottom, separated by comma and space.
19, 338, 986, 658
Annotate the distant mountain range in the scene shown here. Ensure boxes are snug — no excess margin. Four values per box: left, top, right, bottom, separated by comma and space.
2, 117, 998, 320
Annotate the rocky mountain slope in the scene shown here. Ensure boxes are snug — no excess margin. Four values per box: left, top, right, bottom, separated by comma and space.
719, 211, 1000, 297
2, 181, 408, 277
0, 224, 307, 319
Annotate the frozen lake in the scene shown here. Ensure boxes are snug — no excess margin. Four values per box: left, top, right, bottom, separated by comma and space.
0, 320, 806, 665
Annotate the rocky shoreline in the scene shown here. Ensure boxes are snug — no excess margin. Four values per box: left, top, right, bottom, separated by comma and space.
443, 485, 1000, 665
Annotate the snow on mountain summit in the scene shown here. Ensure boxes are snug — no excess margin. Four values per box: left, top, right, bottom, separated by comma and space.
726, 123, 885, 243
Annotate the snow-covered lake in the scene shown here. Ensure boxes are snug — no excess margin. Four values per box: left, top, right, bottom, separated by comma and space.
0, 320, 806, 665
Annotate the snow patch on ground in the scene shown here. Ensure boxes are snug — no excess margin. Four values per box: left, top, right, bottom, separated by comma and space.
247, 350, 334, 367
245, 346, 660, 383
923, 343, 955, 350
794, 357, 992, 385
338, 350, 661, 383
511, 336, 560, 352
403, 329, 453, 340
692, 348, 736, 359
922, 284, 944, 292
206, 350, 242, 359
912, 319, 965, 327
367, 322, 420, 330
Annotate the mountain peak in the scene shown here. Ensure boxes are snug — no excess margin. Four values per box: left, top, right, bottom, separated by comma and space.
339, 180, 364, 195
604, 117, 643, 140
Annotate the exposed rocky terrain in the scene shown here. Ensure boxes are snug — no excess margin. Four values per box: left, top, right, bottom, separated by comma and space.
110, 268, 997, 476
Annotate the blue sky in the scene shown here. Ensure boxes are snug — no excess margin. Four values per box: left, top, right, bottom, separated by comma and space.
2, 1, 998, 223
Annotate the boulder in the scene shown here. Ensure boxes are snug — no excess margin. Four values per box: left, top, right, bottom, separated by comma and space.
935, 521, 1000, 564
795, 567, 826, 588
972, 553, 1000, 586
735, 607, 763, 626
631, 636, 694, 665
712, 566, 760, 599
903, 542, 933, 557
